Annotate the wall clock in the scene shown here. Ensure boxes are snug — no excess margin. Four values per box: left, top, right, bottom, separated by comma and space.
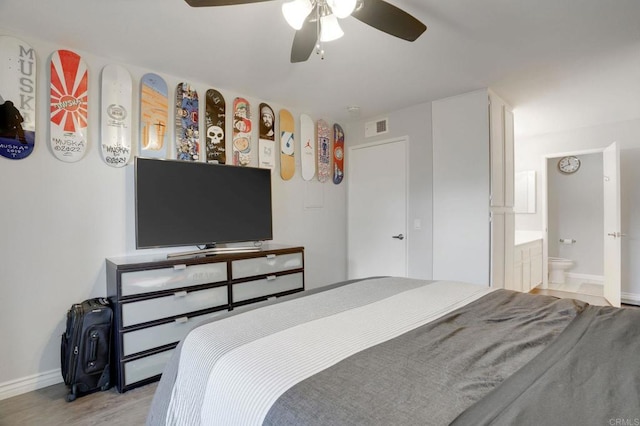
558, 156, 580, 174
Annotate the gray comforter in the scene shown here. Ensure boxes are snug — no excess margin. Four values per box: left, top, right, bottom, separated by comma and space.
148, 279, 640, 425
263, 289, 589, 425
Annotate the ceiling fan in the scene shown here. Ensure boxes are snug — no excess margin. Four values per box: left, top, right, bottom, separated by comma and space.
184, 0, 427, 63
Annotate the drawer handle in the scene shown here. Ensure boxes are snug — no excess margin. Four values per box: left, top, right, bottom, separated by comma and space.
174, 316, 189, 324
173, 264, 187, 271
266, 275, 277, 281
174, 291, 188, 298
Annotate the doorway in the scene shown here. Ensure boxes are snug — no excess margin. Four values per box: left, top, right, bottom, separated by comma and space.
347, 138, 408, 279
542, 143, 621, 306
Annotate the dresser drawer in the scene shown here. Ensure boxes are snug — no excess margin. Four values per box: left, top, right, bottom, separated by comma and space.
120, 262, 227, 297
122, 286, 228, 327
231, 252, 302, 279
232, 272, 303, 303
122, 310, 226, 356
123, 348, 174, 387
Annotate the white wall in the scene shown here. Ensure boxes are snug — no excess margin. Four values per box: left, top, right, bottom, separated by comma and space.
514, 118, 640, 300
0, 32, 347, 397
344, 102, 433, 280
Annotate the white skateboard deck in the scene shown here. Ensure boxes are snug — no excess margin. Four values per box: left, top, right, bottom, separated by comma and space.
300, 114, 315, 181
100, 64, 132, 167
50, 49, 88, 162
0, 36, 36, 160
232, 97, 252, 166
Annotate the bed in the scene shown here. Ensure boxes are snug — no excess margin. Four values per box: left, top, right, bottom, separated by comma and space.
146, 277, 640, 425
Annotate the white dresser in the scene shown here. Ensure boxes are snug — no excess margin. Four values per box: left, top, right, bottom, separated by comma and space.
106, 244, 304, 392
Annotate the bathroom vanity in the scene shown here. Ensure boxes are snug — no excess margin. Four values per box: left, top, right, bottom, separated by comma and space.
513, 232, 543, 292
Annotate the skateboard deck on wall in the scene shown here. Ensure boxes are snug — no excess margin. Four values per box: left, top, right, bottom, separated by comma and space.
0, 36, 36, 160
140, 73, 168, 158
205, 88, 226, 163
50, 49, 88, 163
175, 82, 199, 161
232, 97, 251, 166
333, 123, 344, 184
300, 114, 315, 181
279, 109, 295, 180
258, 102, 275, 171
100, 64, 132, 167
316, 119, 331, 182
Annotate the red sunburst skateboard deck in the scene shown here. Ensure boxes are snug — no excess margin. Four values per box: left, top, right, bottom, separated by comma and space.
316, 119, 331, 182
0, 36, 36, 160
100, 64, 132, 167
279, 109, 295, 180
50, 50, 88, 162
140, 73, 168, 158
258, 102, 275, 171
333, 123, 344, 184
175, 82, 199, 161
232, 97, 251, 166
205, 89, 226, 164
300, 114, 315, 181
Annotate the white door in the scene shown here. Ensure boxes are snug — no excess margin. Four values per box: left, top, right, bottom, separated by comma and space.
603, 142, 621, 307
347, 138, 407, 279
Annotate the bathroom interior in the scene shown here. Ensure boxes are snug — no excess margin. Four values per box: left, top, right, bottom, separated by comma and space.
515, 151, 606, 300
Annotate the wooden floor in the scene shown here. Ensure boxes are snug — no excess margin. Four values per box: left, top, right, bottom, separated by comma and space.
0, 382, 157, 426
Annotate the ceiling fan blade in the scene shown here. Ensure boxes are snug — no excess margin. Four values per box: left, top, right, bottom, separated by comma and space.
184, 0, 273, 7
351, 0, 426, 42
291, 17, 317, 63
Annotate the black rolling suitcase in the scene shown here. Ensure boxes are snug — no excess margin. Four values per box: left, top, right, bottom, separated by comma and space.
61, 297, 113, 402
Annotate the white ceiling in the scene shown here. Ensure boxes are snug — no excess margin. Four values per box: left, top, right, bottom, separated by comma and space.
1, 0, 639, 137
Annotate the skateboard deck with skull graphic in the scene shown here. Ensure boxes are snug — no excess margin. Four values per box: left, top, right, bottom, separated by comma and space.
258, 102, 275, 171
232, 97, 251, 166
300, 114, 315, 181
316, 119, 331, 182
279, 109, 295, 180
0, 35, 36, 160
175, 82, 199, 161
333, 123, 344, 184
140, 73, 168, 159
205, 88, 225, 163
100, 64, 132, 167
50, 49, 88, 163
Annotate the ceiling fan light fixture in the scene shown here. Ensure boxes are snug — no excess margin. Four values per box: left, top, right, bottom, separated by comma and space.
282, 0, 313, 30
327, 0, 356, 19
319, 13, 344, 42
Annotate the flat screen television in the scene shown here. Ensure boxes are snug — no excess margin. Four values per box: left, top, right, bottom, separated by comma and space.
135, 157, 273, 249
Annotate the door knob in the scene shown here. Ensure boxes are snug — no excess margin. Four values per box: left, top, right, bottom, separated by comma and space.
392, 234, 404, 240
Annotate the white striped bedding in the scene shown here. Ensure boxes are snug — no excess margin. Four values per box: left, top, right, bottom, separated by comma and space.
156, 277, 493, 426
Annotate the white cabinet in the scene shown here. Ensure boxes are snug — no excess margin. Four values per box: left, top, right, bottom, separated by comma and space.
512, 239, 543, 292
432, 89, 514, 288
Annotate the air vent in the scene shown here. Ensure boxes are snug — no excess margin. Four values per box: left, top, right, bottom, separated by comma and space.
364, 118, 389, 138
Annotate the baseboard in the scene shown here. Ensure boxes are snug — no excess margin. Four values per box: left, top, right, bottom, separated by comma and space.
0, 369, 63, 401
566, 272, 604, 285
622, 292, 640, 306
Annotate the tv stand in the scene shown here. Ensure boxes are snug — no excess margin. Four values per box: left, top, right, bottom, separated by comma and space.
106, 244, 304, 392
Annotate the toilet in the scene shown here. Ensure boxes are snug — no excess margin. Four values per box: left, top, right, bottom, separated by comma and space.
548, 257, 574, 284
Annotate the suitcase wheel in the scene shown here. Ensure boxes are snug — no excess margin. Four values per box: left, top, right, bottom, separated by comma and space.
66, 384, 77, 402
